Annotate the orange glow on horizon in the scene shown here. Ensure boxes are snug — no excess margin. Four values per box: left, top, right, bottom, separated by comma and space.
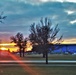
0, 42, 32, 52
0, 47, 8, 51
0, 43, 18, 52
26, 46, 32, 52
0, 38, 76, 52
26, 41, 32, 52
62, 38, 76, 44
0, 43, 16, 46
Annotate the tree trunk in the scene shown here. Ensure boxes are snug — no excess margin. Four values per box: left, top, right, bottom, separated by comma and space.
19, 47, 22, 57
23, 48, 25, 57
43, 51, 46, 58
19, 49, 21, 57
45, 51, 48, 64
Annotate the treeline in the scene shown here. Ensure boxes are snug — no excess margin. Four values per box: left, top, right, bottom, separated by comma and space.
10, 17, 63, 64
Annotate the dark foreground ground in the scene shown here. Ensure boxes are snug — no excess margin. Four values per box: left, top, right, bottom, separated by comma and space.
0, 65, 76, 75
0, 53, 76, 75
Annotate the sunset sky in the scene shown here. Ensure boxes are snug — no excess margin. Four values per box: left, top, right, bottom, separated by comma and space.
0, 0, 76, 46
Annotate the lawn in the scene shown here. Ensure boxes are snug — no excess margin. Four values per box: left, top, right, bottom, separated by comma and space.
19, 54, 76, 60
0, 66, 76, 75
1, 53, 76, 61
0, 53, 76, 75
0, 53, 76, 60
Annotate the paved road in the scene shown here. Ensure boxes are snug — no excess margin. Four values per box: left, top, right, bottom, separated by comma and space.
0, 60, 76, 66
0, 60, 76, 63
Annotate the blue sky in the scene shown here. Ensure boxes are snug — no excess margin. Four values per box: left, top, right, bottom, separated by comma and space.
0, 0, 76, 43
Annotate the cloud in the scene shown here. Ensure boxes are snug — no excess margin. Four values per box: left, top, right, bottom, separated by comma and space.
65, 0, 76, 3
5, 0, 76, 5
70, 19, 76, 24
64, 10, 75, 15
0, 0, 76, 43
16, 0, 76, 5
0, 32, 11, 34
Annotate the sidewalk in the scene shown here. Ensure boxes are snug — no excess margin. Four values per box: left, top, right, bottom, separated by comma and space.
0, 60, 76, 67
0, 60, 76, 64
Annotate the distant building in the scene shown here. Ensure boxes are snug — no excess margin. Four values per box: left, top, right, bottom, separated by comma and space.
50, 44, 76, 54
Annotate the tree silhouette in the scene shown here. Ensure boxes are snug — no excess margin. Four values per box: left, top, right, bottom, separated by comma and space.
10, 32, 27, 57
0, 12, 7, 23
0, 12, 7, 50
29, 17, 62, 64
22, 38, 27, 57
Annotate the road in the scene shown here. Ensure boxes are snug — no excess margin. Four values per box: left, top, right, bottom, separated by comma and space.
0, 60, 76, 63
0, 60, 76, 66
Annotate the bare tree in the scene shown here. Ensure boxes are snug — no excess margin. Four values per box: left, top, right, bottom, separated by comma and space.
29, 17, 62, 64
0, 12, 7, 50
10, 32, 27, 57
0, 12, 7, 23
22, 38, 27, 57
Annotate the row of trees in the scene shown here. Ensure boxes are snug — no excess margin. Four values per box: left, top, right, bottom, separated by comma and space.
0, 12, 62, 64
10, 33, 27, 57
10, 17, 63, 64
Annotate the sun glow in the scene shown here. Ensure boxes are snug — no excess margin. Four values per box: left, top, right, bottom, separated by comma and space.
0, 43, 16, 46
0, 47, 8, 50
26, 41, 32, 51
26, 46, 32, 52
0, 43, 18, 52
0, 42, 32, 52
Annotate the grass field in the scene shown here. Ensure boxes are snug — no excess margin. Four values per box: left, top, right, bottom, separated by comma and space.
0, 53, 76, 75
0, 66, 76, 75
1, 53, 76, 60
19, 54, 76, 60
